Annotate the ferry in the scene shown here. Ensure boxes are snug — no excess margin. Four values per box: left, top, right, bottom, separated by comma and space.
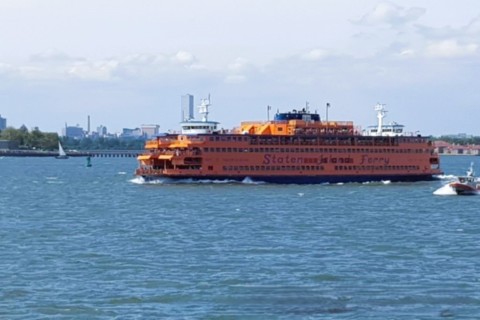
135, 97, 442, 183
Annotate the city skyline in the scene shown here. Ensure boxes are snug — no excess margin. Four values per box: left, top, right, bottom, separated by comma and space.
0, 1, 479, 136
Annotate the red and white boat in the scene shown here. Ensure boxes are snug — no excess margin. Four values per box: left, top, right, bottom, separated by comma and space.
448, 163, 480, 195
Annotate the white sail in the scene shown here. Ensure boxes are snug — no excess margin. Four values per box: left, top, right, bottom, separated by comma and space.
58, 142, 66, 156
56, 141, 69, 159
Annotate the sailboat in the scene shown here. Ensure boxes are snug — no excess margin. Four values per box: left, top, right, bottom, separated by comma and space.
55, 141, 69, 159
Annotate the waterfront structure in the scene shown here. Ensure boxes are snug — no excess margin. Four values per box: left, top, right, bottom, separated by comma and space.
434, 141, 480, 156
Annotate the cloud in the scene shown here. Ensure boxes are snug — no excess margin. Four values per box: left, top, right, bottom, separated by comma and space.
0, 50, 207, 82
223, 57, 255, 84
172, 50, 195, 65
465, 15, 480, 35
354, 2, 425, 27
0, 62, 15, 75
425, 39, 478, 58
300, 49, 329, 61
67, 60, 119, 81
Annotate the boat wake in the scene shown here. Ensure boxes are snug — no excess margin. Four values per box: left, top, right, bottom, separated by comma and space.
435, 174, 456, 180
433, 184, 458, 196
130, 176, 265, 185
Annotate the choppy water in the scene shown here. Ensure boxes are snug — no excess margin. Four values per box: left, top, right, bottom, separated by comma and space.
1, 156, 480, 319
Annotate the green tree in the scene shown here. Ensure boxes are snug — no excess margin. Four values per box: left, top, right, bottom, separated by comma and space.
0, 127, 27, 146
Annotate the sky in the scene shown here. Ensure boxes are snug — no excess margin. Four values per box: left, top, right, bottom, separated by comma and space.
0, 0, 479, 136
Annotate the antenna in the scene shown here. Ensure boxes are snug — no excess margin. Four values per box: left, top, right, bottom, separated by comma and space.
198, 95, 211, 122
374, 103, 387, 136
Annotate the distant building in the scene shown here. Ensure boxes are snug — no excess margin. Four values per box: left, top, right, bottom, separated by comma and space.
63, 125, 85, 139
0, 114, 6, 131
120, 128, 143, 139
97, 125, 108, 137
141, 124, 160, 138
181, 94, 194, 121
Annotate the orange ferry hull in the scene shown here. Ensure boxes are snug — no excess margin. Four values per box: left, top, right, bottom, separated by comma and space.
135, 133, 442, 184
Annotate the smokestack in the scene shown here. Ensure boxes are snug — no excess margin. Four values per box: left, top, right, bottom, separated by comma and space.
87, 115, 91, 134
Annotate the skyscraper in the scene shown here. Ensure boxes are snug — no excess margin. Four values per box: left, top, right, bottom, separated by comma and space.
0, 114, 6, 131
181, 94, 194, 121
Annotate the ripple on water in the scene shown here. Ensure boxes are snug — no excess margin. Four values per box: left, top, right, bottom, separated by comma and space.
1, 156, 480, 318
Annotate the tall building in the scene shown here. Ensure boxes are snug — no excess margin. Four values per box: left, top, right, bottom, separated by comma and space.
120, 128, 143, 139
181, 94, 194, 121
141, 124, 160, 138
0, 114, 6, 130
62, 124, 85, 139
97, 125, 108, 137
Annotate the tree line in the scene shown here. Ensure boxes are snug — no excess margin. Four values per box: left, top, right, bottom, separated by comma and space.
0, 126, 59, 150
0, 127, 145, 150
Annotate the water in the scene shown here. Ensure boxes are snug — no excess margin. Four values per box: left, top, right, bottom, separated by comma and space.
1, 156, 480, 319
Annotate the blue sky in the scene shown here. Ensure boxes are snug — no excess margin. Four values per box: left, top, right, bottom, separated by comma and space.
0, 0, 479, 136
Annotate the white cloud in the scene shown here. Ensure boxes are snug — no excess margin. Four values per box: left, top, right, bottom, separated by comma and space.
300, 49, 329, 61
355, 2, 425, 27
0, 62, 15, 75
425, 39, 478, 58
172, 50, 195, 65
224, 57, 254, 84
466, 15, 480, 35
67, 60, 119, 81
399, 49, 415, 57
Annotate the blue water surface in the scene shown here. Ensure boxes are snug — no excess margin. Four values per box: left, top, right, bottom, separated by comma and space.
0, 156, 479, 319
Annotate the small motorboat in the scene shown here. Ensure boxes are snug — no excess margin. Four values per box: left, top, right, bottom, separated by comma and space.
448, 163, 480, 195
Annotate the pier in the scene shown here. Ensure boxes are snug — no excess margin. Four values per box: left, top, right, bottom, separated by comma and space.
0, 149, 143, 158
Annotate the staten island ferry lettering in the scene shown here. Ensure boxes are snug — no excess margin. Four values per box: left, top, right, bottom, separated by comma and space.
135, 97, 442, 184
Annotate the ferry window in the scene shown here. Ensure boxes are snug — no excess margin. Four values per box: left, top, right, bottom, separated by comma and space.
208, 166, 213, 170
227, 148, 232, 152
222, 148, 226, 152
